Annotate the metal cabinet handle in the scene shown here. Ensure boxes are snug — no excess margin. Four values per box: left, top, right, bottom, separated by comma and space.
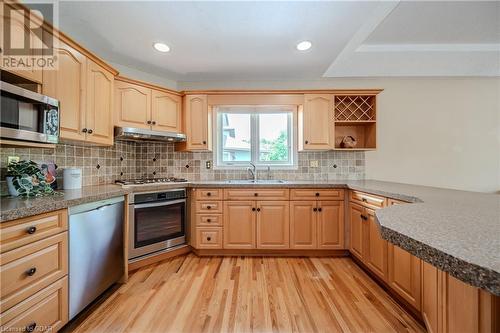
26, 226, 37, 234
26, 267, 37, 276
206, 237, 211, 241
202, 141, 207, 144
362, 198, 368, 202
206, 205, 211, 209
152, 121, 156, 125
305, 140, 309, 144
82, 128, 88, 133
147, 120, 152, 124
318, 208, 322, 212
206, 219, 211, 223
87, 129, 93, 134
256, 208, 261, 212
313, 207, 318, 212
252, 207, 256, 211
315, 192, 320, 197
360, 214, 368, 220
26, 322, 37, 332
254, 193, 258, 196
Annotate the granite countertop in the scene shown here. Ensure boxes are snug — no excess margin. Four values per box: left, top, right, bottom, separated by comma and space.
0, 185, 131, 222
1, 179, 498, 295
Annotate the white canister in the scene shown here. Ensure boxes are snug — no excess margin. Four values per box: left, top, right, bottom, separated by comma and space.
63, 168, 82, 189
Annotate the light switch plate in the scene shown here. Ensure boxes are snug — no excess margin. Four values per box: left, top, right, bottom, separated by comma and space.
309, 160, 319, 168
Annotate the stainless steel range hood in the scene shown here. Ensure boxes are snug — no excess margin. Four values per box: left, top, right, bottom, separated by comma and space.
114, 127, 186, 142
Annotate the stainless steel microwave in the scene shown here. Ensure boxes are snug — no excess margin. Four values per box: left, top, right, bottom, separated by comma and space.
0, 81, 60, 144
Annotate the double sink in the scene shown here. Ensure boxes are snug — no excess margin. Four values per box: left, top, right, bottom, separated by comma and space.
223, 179, 287, 184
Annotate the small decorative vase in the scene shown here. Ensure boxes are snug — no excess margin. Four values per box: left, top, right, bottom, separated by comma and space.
6, 176, 20, 197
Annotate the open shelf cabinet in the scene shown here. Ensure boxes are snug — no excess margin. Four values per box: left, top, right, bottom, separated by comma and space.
334, 95, 377, 150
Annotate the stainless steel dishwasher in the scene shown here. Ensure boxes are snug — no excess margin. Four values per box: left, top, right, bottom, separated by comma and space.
68, 196, 125, 320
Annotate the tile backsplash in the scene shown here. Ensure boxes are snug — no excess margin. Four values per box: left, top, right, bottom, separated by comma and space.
0, 141, 364, 193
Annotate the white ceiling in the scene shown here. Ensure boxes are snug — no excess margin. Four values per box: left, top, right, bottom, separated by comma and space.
52, 1, 500, 81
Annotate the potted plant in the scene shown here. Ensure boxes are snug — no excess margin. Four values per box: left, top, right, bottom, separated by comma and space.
6, 160, 57, 197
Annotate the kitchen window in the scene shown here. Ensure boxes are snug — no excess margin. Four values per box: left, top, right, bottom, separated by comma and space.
214, 106, 297, 168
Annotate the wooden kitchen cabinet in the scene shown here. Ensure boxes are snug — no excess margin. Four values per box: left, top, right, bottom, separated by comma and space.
85, 59, 114, 145
317, 201, 344, 249
223, 201, 255, 249
177, 95, 211, 151
114, 80, 151, 129
300, 94, 335, 150
256, 201, 289, 249
422, 261, 440, 333
387, 199, 422, 311
290, 201, 317, 249
0, 7, 43, 83
42, 41, 87, 142
349, 202, 364, 259
365, 208, 388, 281
151, 90, 182, 133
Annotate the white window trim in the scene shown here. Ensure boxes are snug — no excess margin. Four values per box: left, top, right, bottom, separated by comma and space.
212, 105, 298, 170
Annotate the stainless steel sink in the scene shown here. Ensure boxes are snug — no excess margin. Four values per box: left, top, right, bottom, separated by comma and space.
224, 179, 287, 184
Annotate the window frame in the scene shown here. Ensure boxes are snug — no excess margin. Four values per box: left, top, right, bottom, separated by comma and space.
213, 105, 298, 170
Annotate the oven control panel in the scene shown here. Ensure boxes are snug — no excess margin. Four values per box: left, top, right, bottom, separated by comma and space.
133, 189, 187, 204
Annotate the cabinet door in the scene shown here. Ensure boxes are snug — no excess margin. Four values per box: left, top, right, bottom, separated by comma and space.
256, 201, 289, 249
388, 244, 421, 310
114, 80, 151, 129
151, 90, 181, 133
223, 201, 255, 249
0, 9, 43, 83
302, 94, 334, 150
365, 208, 388, 281
422, 261, 440, 333
349, 202, 364, 259
317, 201, 344, 249
86, 60, 114, 145
290, 201, 316, 249
183, 95, 209, 150
42, 41, 87, 142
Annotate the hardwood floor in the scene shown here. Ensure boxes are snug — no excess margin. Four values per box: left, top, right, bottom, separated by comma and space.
64, 254, 425, 333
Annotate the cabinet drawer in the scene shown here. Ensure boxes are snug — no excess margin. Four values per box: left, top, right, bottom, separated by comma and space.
290, 189, 344, 200
224, 188, 289, 201
350, 191, 386, 209
0, 277, 68, 332
0, 233, 68, 311
195, 189, 223, 200
196, 228, 223, 249
195, 201, 223, 213
195, 214, 223, 227
1, 210, 68, 253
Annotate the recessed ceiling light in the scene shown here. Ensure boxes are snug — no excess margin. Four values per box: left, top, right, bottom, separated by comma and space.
153, 42, 170, 53
296, 40, 312, 51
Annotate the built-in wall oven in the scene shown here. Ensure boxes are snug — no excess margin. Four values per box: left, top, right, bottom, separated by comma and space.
0, 81, 59, 144
128, 189, 187, 260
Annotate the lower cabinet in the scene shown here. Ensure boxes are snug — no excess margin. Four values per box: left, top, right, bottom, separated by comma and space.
223, 201, 256, 249
388, 244, 422, 311
290, 201, 317, 249
422, 261, 440, 333
317, 201, 344, 249
349, 202, 388, 281
256, 201, 289, 249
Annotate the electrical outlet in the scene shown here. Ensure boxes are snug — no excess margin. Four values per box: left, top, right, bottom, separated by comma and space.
205, 160, 212, 169
7, 156, 20, 164
309, 160, 319, 168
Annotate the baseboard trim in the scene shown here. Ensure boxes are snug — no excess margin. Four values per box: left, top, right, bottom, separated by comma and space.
192, 248, 350, 257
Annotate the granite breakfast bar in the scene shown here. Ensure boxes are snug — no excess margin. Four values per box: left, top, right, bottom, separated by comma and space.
1, 180, 499, 296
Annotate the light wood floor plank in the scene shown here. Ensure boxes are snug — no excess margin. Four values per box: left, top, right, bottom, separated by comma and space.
63, 254, 425, 333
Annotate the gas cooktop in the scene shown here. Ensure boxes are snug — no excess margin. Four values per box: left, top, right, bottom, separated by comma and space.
115, 177, 188, 186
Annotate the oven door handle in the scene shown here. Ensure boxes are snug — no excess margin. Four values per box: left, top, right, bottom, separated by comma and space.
133, 199, 186, 209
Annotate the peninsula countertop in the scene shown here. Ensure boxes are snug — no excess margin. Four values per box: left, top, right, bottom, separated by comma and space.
1, 179, 498, 295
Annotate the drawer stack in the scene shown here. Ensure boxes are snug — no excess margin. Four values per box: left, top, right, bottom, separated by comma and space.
193, 189, 224, 249
0, 210, 69, 332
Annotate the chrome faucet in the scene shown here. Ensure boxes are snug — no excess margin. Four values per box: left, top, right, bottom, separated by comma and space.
247, 162, 257, 182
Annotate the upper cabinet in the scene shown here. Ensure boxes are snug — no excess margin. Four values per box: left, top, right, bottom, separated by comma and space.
42, 41, 87, 142
0, 7, 43, 83
300, 94, 335, 150
85, 60, 114, 145
177, 94, 211, 151
151, 90, 182, 133
114, 77, 182, 133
